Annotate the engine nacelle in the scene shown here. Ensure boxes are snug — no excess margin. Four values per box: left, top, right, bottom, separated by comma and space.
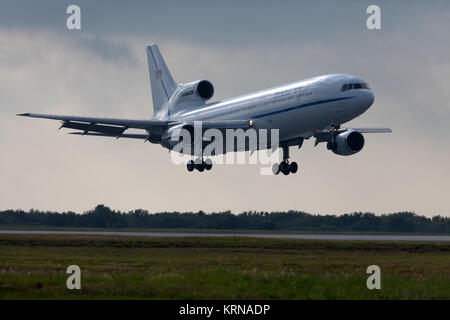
330, 130, 365, 156
181, 80, 214, 101
161, 123, 202, 149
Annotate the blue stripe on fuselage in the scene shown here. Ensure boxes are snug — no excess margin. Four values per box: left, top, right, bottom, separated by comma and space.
252, 96, 355, 119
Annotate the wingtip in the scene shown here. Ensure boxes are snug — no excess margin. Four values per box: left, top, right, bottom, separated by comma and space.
17, 113, 30, 117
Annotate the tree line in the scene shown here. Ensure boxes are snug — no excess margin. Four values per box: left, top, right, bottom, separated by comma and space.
0, 205, 449, 233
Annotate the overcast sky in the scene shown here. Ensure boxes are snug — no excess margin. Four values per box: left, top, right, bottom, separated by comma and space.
1, 1, 449, 216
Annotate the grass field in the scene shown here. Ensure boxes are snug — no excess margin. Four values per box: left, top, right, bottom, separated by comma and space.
0, 234, 449, 299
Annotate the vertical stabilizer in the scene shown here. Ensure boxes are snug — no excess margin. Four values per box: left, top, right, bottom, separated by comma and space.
146, 44, 178, 116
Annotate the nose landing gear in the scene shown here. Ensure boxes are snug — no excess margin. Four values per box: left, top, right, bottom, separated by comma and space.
272, 144, 299, 175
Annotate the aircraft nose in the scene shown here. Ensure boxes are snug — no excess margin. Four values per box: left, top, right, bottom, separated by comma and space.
361, 90, 374, 110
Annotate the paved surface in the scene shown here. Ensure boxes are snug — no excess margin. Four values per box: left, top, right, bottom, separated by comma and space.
0, 230, 449, 241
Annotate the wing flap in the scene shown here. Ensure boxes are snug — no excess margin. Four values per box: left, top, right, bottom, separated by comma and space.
61, 121, 126, 136
68, 132, 148, 139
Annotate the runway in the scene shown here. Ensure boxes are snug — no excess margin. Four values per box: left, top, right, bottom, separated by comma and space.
1, 230, 449, 241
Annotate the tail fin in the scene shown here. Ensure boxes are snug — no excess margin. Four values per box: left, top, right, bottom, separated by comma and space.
146, 44, 178, 116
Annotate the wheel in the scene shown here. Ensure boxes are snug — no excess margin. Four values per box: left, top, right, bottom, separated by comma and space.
187, 160, 195, 172
203, 159, 213, 170
272, 163, 280, 175
289, 161, 298, 174
195, 162, 205, 172
280, 161, 290, 175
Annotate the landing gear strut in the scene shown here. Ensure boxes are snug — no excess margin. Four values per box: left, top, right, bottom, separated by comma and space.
187, 158, 212, 172
272, 144, 299, 175
326, 123, 340, 150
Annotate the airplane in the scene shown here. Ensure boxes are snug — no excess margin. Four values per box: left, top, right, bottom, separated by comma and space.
18, 44, 391, 175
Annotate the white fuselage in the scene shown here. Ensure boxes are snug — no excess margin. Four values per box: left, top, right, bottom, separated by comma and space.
18, 44, 388, 173
167, 74, 374, 144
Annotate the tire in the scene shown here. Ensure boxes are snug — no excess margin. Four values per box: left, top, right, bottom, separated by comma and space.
187, 160, 195, 172
272, 163, 280, 175
203, 159, 213, 170
280, 161, 290, 175
195, 163, 205, 172
289, 161, 298, 174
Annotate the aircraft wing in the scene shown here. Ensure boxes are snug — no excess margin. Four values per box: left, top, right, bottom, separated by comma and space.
17, 112, 172, 140
314, 127, 392, 137
17, 113, 168, 129
181, 120, 254, 129
346, 127, 392, 133
17, 113, 253, 130
313, 127, 392, 146
17, 113, 254, 140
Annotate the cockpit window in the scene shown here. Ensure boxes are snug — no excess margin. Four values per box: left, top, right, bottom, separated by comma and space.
341, 82, 370, 91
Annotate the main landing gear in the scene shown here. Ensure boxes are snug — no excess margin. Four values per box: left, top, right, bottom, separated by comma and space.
187, 158, 212, 172
272, 145, 299, 175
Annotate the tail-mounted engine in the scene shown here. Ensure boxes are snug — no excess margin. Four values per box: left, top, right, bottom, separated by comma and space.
192, 80, 214, 100
167, 80, 214, 115
175, 80, 214, 105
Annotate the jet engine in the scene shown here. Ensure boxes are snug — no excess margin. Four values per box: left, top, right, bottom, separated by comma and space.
328, 129, 365, 156
181, 80, 214, 101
